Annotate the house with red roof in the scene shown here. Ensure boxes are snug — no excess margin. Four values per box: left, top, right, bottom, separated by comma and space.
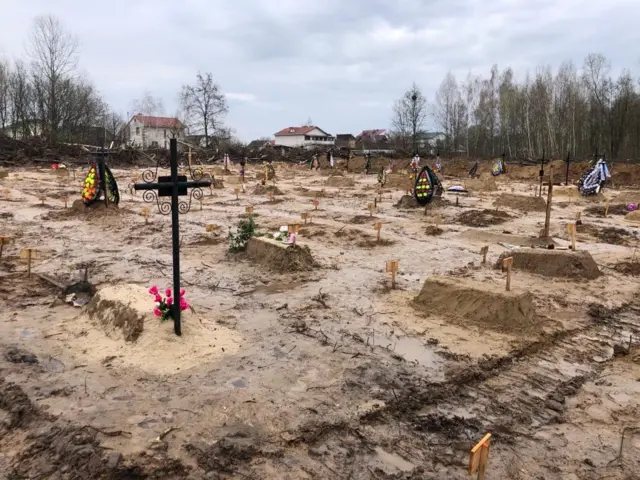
126, 114, 186, 148
273, 126, 335, 148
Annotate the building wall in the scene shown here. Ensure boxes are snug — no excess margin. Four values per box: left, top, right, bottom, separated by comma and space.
128, 119, 184, 148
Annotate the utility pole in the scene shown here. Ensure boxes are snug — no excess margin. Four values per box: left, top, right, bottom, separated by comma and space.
411, 93, 418, 154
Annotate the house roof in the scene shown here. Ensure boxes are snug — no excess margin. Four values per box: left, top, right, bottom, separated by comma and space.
133, 114, 183, 129
357, 129, 387, 138
274, 126, 330, 137
336, 134, 355, 140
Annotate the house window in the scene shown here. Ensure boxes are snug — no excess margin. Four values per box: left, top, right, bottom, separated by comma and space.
136, 127, 140, 135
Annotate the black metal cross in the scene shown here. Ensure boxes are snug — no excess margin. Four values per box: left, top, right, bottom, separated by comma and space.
134, 138, 211, 335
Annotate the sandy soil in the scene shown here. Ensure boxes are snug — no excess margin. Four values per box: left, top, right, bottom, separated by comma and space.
0, 160, 639, 479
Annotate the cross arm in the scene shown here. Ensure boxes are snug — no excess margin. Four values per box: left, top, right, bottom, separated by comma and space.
133, 180, 211, 191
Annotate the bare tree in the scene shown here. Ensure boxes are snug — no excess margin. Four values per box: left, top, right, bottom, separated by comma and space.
27, 15, 79, 141
391, 83, 427, 153
179, 72, 228, 147
0, 60, 9, 130
130, 90, 165, 117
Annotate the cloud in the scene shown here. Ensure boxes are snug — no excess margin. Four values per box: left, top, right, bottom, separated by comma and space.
0, 0, 639, 141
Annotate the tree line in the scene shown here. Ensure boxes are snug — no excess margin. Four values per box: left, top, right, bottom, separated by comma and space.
393, 54, 640, 161
0, 14, 229, 148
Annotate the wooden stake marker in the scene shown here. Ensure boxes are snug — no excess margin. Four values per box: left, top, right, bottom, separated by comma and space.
0, 236, 11, 259
604, 198, 610, 217
502, 257, 513, 291
385, 259, 399, 289
141, 207, 150, 224
480, 246, 489, 264
267, 191, 274, 202
63, 196, 70, 208
234, 187, 240, 200
39, 195, 46, 206
312, 199, 319, 210
20, 247, 37, 278
287, 223, 300, 234
374, 222, 382, 242
368, 203, 375, 217
542, 166, 553, 237
245, 206, 254, 215
301, 212, 310, 224
567, 223, 577, 250
468, 433, 492, 480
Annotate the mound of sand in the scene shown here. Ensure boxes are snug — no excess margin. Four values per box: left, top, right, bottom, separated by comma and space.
553, 186, 580, 198
495, 249, 601, 280
455, 209, 512, 227
246, 237, 316, 273
413, 276, 539, 334
254, 169, 276, 181
493, 193, 546, 212
385, 174, 411, 189
625, 210, 640, 223
72, 284, 241, 375
613, 190, 640, 205
325, 176, 355, 188
395, 195, 419, 209
464, 173, 497, 192
253, 185, 283, 196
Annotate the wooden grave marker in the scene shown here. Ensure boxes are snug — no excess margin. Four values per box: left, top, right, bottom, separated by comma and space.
63, 196, 70, 208
234, 187, 240, 200
542, 166, 554, 237
502, 257, 513, 291
368, 203, 376, 217
141, 206, 151, 224
0, 236, 11, 259
567, 223, 577, 250
312, 199, 319, 210
267, 191, 274, 202
287, 223, 300, 234
38, 195, 46, 206
604, 198, 610, 217
385, 259, 399, 289
480, 246, 489, 264
468, 433, 492, 480
301, 212, 311, 224
374, 221, 382, 242
19, 247, 38, 277
245, 205, 254, 215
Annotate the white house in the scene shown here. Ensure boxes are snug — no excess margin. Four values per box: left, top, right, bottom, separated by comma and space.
273, 126, 335, 148
126, 114, 186, 148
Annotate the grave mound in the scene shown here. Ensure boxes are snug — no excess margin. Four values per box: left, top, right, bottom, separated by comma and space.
455, 209, 512, 227
324, 176, 355, 188
425, 225, 444, 236
495, 249, 601, 280
613, 190, 640, 205
395, 195, 419, 209
384, 174, 410, 189
413, 276, 539, 335
254, 170, 276, 181
493, 193, 546, 212
246, 237, 316, 273
253, 184, 283, 196
464, 173, 498, 192
78, 284, 240, 375
553, 185, 580, 198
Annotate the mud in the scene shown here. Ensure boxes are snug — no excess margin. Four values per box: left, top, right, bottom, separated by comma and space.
613, 261, 640, 276
493, 193, 547, 212
2, 163, 640, 479
455, 208, 512, 227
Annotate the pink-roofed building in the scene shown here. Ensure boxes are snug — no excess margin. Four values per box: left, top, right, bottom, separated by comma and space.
127, 114, 186, 148
273, 126, 335, 148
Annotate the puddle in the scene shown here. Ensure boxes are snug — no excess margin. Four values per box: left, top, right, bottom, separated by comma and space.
367, 447, 414, 474
376, 335, 443, 371
230, 377, 248, 388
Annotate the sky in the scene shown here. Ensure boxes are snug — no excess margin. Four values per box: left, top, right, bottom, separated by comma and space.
1, 0, 639, 142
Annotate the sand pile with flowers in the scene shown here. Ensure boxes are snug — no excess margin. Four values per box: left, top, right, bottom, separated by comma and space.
59, 283, 241, 375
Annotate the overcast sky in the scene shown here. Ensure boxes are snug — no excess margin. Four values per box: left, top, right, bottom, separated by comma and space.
1, 0, 639, 141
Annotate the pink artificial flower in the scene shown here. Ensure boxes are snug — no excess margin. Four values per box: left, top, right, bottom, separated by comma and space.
180, 298, 189, 311
165, 288, 172, 297
149, 285, 159, 295
153, 308, 162, 317
154, 294, 162, 303
179, 288, 186, 297
166, 296, 173, 306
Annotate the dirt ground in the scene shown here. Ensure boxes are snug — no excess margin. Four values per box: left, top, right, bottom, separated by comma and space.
1, 159, 640, 479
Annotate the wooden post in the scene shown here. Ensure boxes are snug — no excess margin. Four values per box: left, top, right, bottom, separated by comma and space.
63, 196, 69, 208
468, 433, 492, 480
39, 195, 46, 206
245, 206, 254, 215
268, 191, 274, 202
234, 187, 240, 200
20, 248, 36, 278
141, 207, 150, 224
480, 246, 489, 264
188, 147, 192, 168
503, 257, 513, 291
313, 199, 319, 211
301, 212, 310, 224
368, 203, 375, 217
0, 236, 10, 259
567, 223, 577, 250
543, 166, 553, 237
604, 198, 610, 217
576, 211, 582, 225
374, 222, 382, 242
386, 260, 399, 289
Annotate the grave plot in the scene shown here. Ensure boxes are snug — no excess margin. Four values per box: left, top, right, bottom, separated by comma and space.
495, 248, 601, 280
493, 192, 547, 212
463, 173, 498, 192
324, 175, 355, 187
245, 236, 316, 273
455, 208, 512, 227
413, 275, 540, 335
